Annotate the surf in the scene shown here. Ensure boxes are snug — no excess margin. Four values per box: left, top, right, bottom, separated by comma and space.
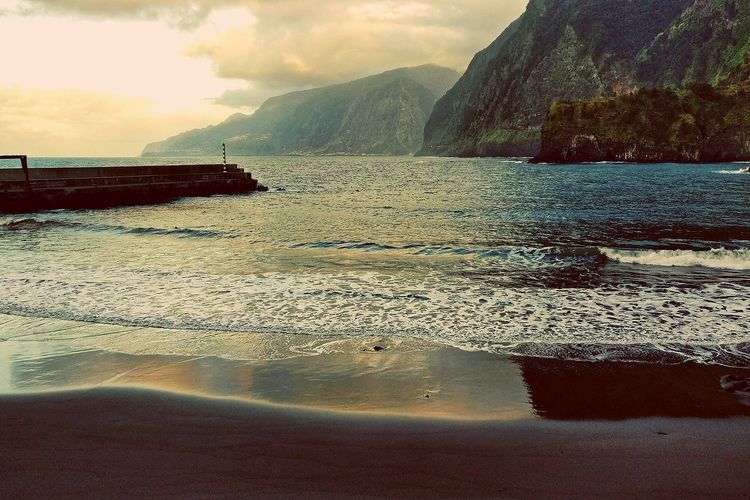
601, 247, 750, 270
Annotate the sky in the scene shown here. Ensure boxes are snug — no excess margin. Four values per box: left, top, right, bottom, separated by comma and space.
0, 0, 527, 156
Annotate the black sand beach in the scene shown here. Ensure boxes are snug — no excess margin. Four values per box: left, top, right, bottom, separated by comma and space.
1, 315, 749, 498
2, 387, 750, 498
3, 1, 750, 496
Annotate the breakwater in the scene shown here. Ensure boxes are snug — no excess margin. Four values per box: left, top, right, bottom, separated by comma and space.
0, 161, 264, 212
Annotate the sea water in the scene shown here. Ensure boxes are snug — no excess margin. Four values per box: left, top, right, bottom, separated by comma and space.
1, 156, 748, 366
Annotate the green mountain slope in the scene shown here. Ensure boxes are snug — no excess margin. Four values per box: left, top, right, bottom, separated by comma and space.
143, 65, 459, 157
419, 0, 750, 157
534, 83, 750, 163
534, 54, 750, 163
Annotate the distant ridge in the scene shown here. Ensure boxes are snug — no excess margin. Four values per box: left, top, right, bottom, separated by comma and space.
419, 0, 750, 157
143, 65, 460, 157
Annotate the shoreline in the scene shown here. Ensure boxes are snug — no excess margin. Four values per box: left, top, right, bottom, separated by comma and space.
2, 387, 749, 498
2, 314, 750, 496
1, 314, 749, 421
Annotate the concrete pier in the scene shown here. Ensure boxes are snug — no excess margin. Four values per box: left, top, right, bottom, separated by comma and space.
0, 162, 264, 213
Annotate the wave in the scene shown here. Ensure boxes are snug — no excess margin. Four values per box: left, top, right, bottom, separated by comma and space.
1, 218, 229, 239
6, 220, 750, 271
289, 240, 750, 270
289, 241, 607, 261
715, 167, 750, 174
508, 342, 750, 368
1, 218, 78, 231
601, 247, 750, 270
121, 226, 229, 239
1, 262, 749, 367
414, 245, 606, 262
290, 240, 397, 251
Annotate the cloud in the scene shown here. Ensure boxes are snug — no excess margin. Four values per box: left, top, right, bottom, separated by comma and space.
18, 0, 528, 87
19, 0, 243, 29
188, 0, 529, 88
0, 86, 227, 156
1, 0, 531, 152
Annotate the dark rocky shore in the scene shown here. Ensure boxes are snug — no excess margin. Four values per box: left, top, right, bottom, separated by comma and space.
533, 62, 750, 164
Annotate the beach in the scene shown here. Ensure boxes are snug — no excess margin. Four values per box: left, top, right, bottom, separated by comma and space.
3, 0, 750, 495
1, 314, 750, 497
2, 383, 750, 498
1, 157, 748, 497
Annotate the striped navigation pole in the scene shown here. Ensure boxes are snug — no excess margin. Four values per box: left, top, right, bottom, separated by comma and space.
222, 142, 227, 166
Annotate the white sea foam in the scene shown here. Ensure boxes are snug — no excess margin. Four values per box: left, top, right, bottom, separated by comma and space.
1, 156, 748, 366
715, 167, 750, 174
602, 247, 750, 270
0, 264, 748, 364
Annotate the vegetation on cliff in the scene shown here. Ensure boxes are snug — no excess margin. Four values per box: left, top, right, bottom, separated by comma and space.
143, 65, 459, 157
534, 73, 750, 163
419, 0, 750, 157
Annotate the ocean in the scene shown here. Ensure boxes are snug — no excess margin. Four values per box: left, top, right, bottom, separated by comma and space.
1, 156, 749, 367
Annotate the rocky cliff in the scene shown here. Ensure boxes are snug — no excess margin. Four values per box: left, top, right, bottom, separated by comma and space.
419, 0, 750, 157
533, 82, 750, 163
143, 65, 459, 157
534, 56, 750, 163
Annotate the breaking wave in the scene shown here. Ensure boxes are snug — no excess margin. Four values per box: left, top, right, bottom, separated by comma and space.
715, 166, 750, 174
1, 157, 749, 368
289, 241, 750, 271
3, 219, 748, 272
602, 247, 750, 270
289, 241, 607, 261
1, 262, 748, 366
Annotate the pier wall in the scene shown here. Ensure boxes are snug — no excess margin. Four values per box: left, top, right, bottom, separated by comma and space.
0, 164, 261, 213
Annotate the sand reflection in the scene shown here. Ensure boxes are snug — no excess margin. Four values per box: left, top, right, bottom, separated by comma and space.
3, 335, 749, 421
1, 341, 531, 420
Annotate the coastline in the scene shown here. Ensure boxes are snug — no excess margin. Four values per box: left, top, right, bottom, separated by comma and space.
2, 387, 750, 498
2, 314, 750, 496
2, 314, 749, 420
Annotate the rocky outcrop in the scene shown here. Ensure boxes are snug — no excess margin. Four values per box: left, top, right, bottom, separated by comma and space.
143, 65, 459, 157
533, 83, 750, 163
418, 0, 750, 157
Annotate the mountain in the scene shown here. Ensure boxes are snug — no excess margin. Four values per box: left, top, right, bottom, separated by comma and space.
418, 0, 750, 157
143, 65, 460, 157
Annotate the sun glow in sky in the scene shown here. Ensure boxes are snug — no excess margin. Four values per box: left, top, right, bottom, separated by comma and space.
0, 0, 527, 156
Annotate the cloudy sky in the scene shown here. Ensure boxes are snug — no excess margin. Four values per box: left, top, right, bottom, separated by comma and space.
0, 0, 527, 156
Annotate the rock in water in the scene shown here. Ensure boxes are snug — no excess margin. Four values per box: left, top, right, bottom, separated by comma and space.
533, 82, 750, 163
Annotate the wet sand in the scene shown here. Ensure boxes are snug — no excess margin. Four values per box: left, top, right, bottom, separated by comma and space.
1, 387, 750, 498
1, 315, 750, 497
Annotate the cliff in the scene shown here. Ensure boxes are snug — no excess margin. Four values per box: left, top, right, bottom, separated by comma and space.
533, 81, 750, 163
143, 65, 459, 157
418, 0, 750, 157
